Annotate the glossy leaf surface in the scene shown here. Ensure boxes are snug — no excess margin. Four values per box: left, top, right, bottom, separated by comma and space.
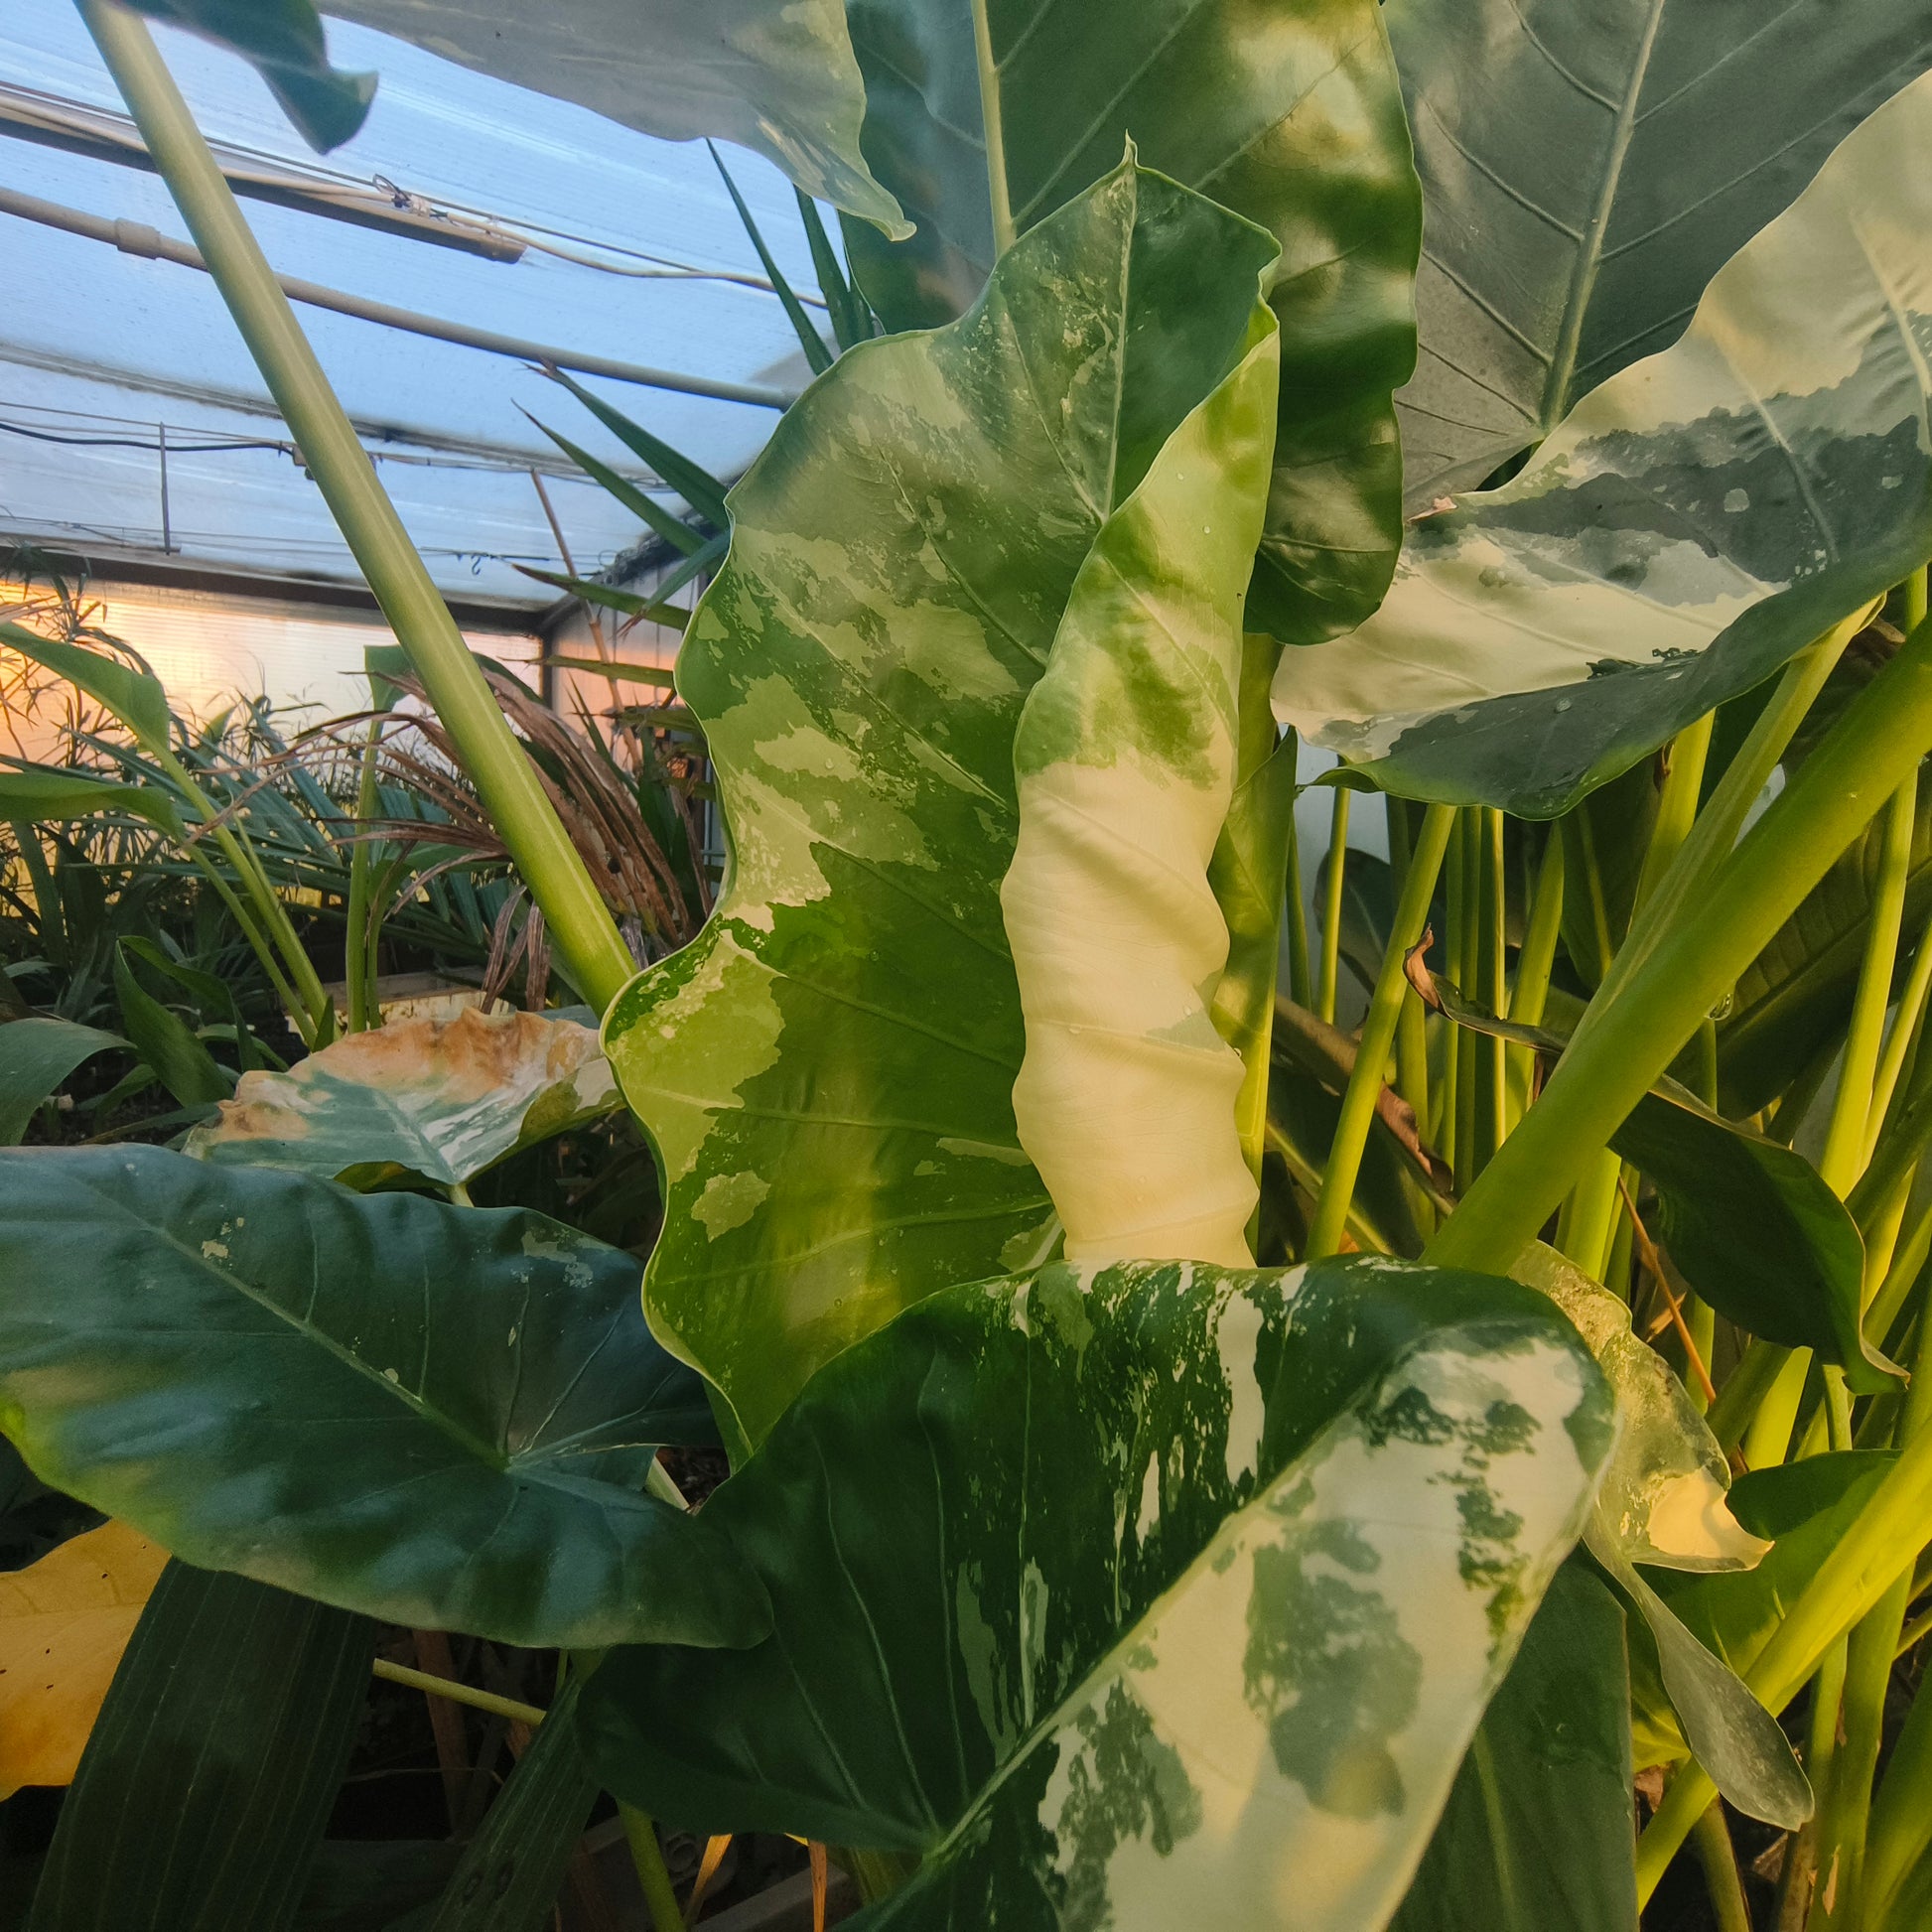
186, 1007, 618, 1189
581, 1256, 1613, 1928
1388, 1564, 1635, 1932
840, 0, 1420, 645
1003, 290, 1278, 1266
0, 1148, 762, 1649
1387, 0, 1932, 505
327, 0, 906, 233
1275, 71, 1932, 815
604, 162, 1276, 1452
28, 1565, 372, 1932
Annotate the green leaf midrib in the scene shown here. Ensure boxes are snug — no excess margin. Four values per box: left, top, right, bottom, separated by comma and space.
1541, 0, 1668, 425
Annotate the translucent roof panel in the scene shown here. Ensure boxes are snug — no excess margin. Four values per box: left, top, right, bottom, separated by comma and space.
0, 0, 827, 601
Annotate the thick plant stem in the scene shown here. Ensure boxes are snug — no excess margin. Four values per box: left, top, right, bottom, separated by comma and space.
1866, 909, 1932, 1167
620, 1805, 689, 1932
968, 0, 1015, 255
1750, 767, 1921, 1466
1317, 789, 1350, 1025
1811, 1569, 1912, 1925
1822, 774, 1917, 1196
1283, 737, 1313, 1010
1452, 810, 1480, 1173
1507, 830, 1565, 1127
1692, 1802, 1753, 1932
1307, 804, 1453, 1259
1428, 610, 1932, 1279
1475, 806, 1508, 1173
82, 0, 637, 1016
1607, 616, 1862, 1000
1635, 711, 1717, 913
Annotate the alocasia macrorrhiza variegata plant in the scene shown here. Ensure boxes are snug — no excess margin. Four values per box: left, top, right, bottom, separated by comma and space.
5, 0, 1932, 1926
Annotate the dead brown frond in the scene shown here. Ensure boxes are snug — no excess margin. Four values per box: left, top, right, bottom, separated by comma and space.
354, 666, 709, 963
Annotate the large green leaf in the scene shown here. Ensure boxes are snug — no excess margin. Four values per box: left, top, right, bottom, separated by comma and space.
579, 1256, 1614, 1927
325, 0, 906, 234
0, 1019, 126, 1146
603, 161, 1278, 1454
185, 1007, 619, 1190
1275, 70, 1932, 816
1387, 0, 1932, 506
0, 1148, 763, 1649
1002, 282, 1278, 1266
126, 1, 375, 151
417, 1676, 599, 1932
1388, 1564, 1635, 1932
839, 0, 1421, 644
29, 1564, 372, 1932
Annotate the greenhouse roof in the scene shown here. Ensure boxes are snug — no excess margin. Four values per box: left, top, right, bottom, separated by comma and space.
0, 0, 826, 603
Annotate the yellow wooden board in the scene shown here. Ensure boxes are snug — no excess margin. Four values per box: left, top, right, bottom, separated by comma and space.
0, 1520, 166, 1795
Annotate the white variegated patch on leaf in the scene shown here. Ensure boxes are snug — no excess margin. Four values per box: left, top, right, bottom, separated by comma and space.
1004, 308, 1280, 1268
581, 1255, 1616, 1928
1277, 69, 1932, 818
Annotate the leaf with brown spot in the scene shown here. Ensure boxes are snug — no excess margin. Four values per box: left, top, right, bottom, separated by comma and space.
185, 1007, 619, 1189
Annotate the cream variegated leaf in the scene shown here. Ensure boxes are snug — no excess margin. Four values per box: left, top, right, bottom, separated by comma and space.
1003, 307, 1280, 1267
604, 161, 1285, 1454
185, 1007, 618, 1189
581, 1255, 1614, 1929
1276, 69, 1932, 818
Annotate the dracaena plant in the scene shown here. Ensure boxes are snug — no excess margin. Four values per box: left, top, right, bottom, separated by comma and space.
6, 0, 1932, 1928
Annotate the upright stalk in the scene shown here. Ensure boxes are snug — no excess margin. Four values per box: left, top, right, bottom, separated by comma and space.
1474, 806, 1508, 1174
1283, 736, 1313, 1010
82, 0, 637, 1015
968, 0, 1016, 255
1316, 789, 1350, 1026
1507, 830, 1565, 1128
1822, 774, 1917, 1196
1430, 610, 1932, 1278
1307, 804, 1453, 1259
345, 714, 382, 1034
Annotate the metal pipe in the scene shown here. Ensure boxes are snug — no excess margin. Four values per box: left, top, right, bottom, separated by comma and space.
0, 182, 798, 411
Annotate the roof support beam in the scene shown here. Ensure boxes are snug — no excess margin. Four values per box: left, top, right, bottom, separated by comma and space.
0, 183, 799, 412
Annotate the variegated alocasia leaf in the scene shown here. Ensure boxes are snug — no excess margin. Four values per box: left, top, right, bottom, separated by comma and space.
1511, 1245, 1764, 1574
0, 1148, 760, 1650
1389, 1564, 1636, 1932
325, 0, 907, 234
603, 161, 1281, 1455
1275, 69, 1932, 818
578, 1256, 1614, 1928
1003, 298, 1279, 1267
839, 0, 1421, 644
184, 1007, 618, 1190
1388, 0, 1932, 507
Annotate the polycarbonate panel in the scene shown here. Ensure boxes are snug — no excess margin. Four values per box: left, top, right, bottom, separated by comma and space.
0, 0, 827, 600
